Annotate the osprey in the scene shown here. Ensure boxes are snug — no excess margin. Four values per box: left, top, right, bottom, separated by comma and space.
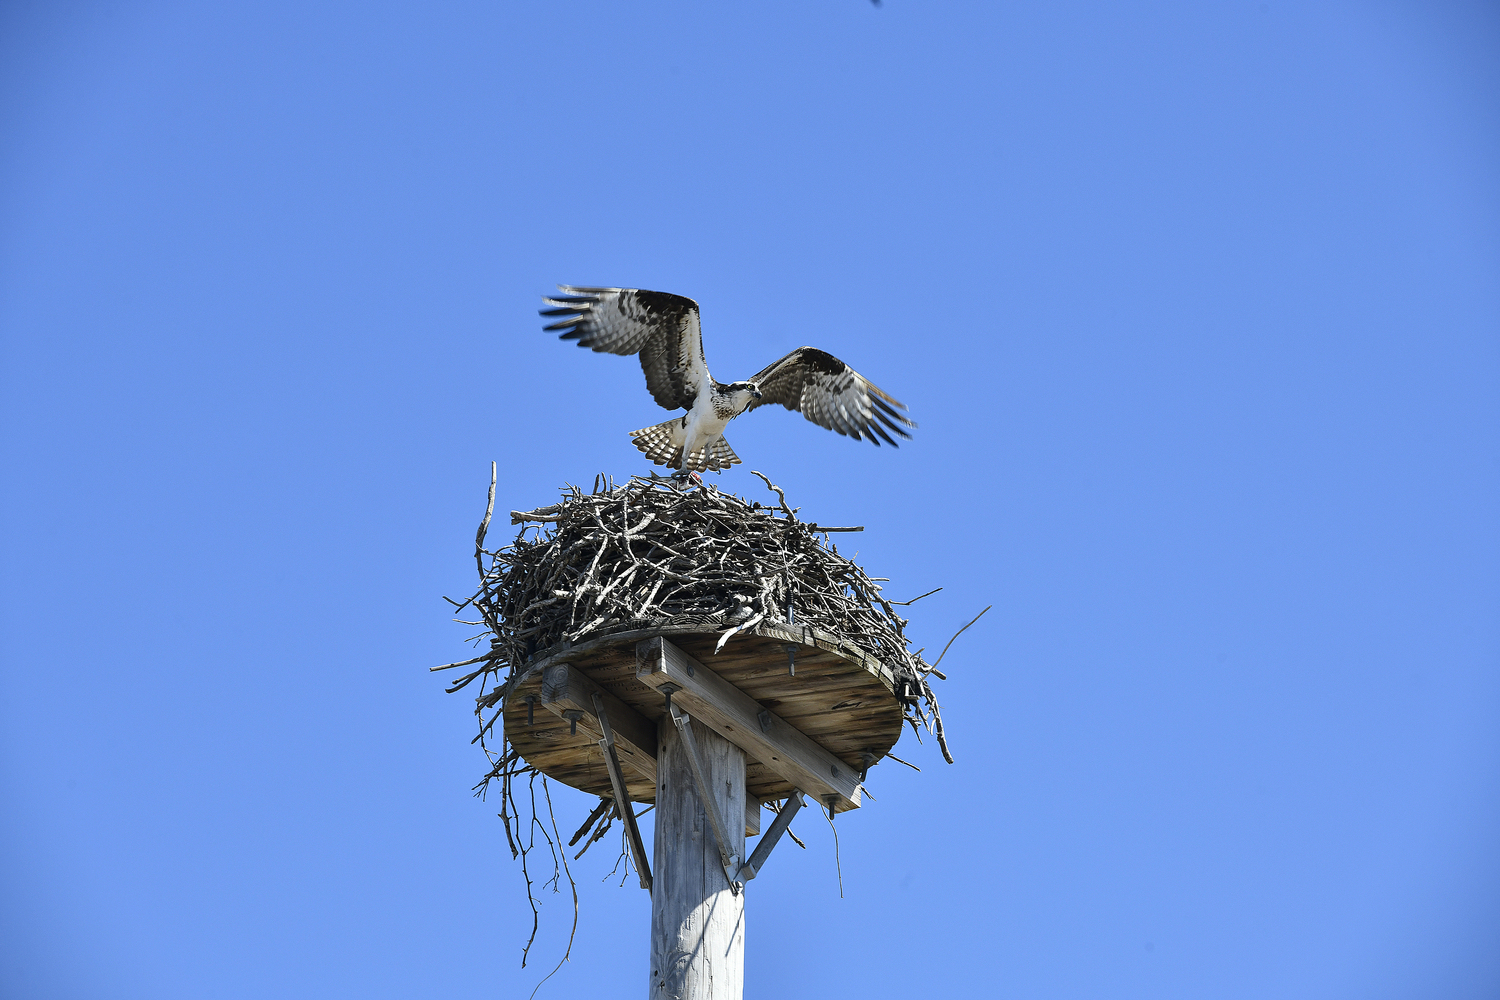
541, 286, 915, 472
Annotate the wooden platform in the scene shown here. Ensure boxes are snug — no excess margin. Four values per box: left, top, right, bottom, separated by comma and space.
503, 619, 907, 812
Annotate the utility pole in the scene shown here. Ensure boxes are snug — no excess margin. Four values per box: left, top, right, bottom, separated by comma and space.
649, 716, 746, 998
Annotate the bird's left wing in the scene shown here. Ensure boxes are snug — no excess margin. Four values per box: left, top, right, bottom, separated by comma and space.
747, 347, 915, 446
541, 286, 710, 411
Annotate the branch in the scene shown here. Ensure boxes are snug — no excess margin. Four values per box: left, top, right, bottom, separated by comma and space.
933, 605, 991, 668
891, 586, 942, 606
476, 462, 497, 579
750, 470, 794, 519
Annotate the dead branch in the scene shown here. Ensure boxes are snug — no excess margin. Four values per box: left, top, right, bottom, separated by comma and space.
933, 605, 991, 668
891, 587, 943, 606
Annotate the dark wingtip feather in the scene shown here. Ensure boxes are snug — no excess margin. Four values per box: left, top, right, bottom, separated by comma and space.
873, 396, 914, 422
873, 410, 914, 438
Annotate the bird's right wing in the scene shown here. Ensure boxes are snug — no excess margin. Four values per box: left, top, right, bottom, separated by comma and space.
541, 286, 709, 411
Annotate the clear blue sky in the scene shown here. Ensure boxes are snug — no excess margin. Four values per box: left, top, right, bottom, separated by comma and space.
2, 3, 1497, 997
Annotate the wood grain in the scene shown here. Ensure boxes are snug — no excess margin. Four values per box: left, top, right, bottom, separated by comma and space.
638, 637, 862, 813
650, 716, 745, 1000
501, 623, 904, 808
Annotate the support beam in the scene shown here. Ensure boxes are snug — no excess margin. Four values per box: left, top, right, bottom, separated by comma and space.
592, 693, 652, 891
669, 705, 739, 880
651, 714, 745, 1000
636, 637, 863, 813
738, 790, 805, 882
539, 662, 657, 783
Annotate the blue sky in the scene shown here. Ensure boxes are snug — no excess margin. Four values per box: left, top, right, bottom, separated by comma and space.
2, 2, 1497, 997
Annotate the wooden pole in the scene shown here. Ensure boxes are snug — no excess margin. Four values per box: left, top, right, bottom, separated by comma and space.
650, 714, 746, 999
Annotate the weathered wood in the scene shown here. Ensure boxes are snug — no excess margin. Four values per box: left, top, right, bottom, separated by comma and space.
503, 624, 904, 806
540, 662, 657, 783
592, 693, 652, 890
669, 706, 739, 878
738, 789, 804, 882
637, 637, 863, 814
651, 716, 745, 1000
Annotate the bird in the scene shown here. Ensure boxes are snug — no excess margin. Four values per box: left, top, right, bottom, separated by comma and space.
539, 286, 915, 473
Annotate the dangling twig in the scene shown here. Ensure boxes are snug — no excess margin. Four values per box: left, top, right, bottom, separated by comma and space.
527, 777, 579, 1000
933, 605, 991, 669
890, 587, 942, 606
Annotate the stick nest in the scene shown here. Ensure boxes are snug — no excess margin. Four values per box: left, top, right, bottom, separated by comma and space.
435, 469, 965, 972
443, 471, 952, 773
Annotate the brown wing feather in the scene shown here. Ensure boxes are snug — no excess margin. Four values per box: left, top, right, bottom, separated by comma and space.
748, 347, 915, 446
541, 286, 709, 410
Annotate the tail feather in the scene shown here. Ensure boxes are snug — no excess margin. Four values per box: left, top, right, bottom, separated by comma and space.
630, 418, 686, 469
708, 435, 741, 470
685, 434, 739, 472
629, 419, 741, 472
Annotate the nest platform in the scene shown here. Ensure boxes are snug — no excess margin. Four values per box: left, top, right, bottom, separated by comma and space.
503, 618, 906, 809
441, 472, 950, 829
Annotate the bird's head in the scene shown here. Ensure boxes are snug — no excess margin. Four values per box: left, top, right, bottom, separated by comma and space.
723, 380, 762, 411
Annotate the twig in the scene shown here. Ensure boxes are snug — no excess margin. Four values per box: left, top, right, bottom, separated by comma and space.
512, 511, 563, 524
823, 806, 844, 899
883, 751, 921, 772
750, 470, 794, 519
428, 652, 495, 672
528, 777, 578, 1000
767, 797, 808, 849
477, 462, 497, 579
519, 773, 542, 968
891, 587, 943, 606
568, 797, 612, 847
933, 605, 991, 668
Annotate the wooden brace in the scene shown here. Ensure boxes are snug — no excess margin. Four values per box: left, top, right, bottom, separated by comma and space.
592, 692, 653, 891
669, 704, 741, 884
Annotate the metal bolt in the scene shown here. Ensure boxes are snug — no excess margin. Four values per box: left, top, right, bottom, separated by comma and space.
660, 682, 680, 717
785, 597, 797, 676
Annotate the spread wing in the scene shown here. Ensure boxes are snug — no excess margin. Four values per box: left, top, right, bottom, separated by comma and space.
540, 286, 710, 411
747, 347, 915, 446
